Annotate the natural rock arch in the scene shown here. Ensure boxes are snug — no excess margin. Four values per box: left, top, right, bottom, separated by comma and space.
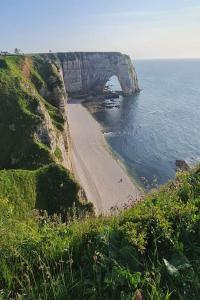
105, 75, 122, 92
57, 52, 139, 96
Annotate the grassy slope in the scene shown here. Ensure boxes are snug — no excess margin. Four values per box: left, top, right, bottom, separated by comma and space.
0, 166, 200, 299
0, 164, 92, 216
0, 55, 92, 216
0, 168, 36, 212
0, 55, 52, 169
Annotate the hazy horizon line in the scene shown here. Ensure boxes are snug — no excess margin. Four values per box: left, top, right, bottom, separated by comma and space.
134, 57, 200, 60
2, 50, 200, 60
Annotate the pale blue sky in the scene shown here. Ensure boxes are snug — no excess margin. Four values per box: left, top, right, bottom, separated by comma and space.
1, 0, 200, 58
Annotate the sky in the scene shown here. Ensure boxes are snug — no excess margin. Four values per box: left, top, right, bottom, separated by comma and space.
0, 0, 200, 59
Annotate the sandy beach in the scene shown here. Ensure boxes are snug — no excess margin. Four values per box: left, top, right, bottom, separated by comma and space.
67, 99, 142, 214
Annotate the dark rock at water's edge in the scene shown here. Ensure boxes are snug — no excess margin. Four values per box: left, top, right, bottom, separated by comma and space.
176, 160, 190, 172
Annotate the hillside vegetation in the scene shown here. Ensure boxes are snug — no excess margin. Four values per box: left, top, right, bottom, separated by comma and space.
0, 55, 200, 300
0, 54, 92, 216
0, 164, 92, 216
0, 166, 200, 299
0, 55, 52, 169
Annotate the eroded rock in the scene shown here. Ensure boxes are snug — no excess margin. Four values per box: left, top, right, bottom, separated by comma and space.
176, 160, 190, 172
57, 52, 139, 96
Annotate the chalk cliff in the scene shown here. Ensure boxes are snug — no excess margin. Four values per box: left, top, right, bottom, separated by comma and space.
56, 52, 139, 96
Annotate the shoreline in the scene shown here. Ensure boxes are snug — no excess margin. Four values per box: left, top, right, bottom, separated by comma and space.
82, 99, 143, 191
67, 98, 142, 214
101, 136, 143, 191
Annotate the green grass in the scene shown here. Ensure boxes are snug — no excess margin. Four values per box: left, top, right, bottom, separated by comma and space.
0, 168, 36, 213
54, 146, 63, 160
44, 100, 65, 131
0, 55, 53, 169
0, 55, 68, 168
0, 164, 92, 216
0, 166, 200, 299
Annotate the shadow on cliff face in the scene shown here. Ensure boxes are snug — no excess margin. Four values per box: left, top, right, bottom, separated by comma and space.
35, 164, 94, 216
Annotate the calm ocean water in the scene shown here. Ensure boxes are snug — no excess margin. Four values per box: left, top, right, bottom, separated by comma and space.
87, 59, 200, 188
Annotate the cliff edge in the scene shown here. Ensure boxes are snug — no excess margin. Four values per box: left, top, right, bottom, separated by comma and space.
0, 54, 92, 215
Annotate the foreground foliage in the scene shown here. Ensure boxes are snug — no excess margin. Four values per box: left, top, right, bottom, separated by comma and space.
1, 166, 200, 299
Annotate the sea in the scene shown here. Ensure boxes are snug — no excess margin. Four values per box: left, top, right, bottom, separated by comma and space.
85, 59, 200, 189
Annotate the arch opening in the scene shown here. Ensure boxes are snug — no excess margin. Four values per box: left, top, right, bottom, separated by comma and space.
104, 75, 122, 93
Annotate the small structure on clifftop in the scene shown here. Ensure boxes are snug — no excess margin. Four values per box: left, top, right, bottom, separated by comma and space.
0, 51, 9, 56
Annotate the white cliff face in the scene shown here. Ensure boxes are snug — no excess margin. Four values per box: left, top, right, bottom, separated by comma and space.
57, 52, 139, 96
35, 55, 72, 170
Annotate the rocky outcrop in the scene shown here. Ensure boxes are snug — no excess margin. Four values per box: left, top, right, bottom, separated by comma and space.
33, 55, 72, 170
176, 160, 190, 172
56, 52, 139, 96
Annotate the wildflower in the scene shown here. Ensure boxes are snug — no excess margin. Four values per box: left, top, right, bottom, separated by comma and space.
135, 289, 143, 300
93, 255, 98, 262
